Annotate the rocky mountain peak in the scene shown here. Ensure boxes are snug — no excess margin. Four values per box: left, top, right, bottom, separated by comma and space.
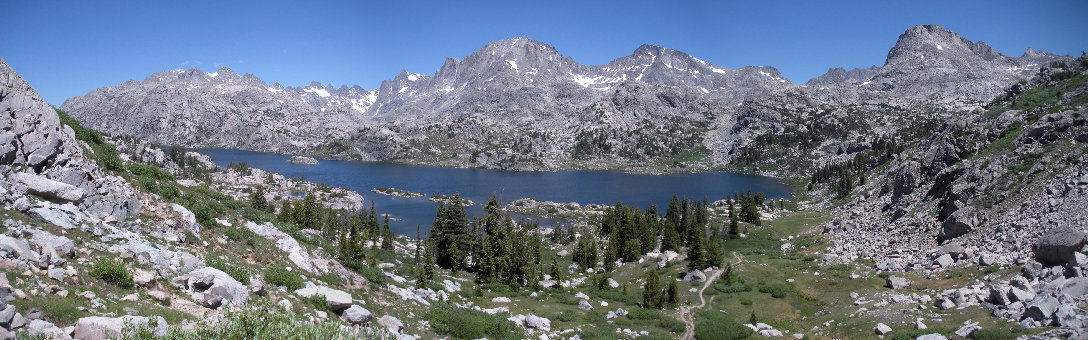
806, 66, 880, 86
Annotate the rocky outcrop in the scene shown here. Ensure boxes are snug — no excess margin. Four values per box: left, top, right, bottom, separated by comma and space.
244, 221, 328, 273
173, 267, 250, 307
294, 285, 353, 311
0, 57, 140, 223
73, 315, 167, 340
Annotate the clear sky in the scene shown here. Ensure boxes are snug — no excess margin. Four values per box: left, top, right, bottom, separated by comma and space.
2, 0, 1085, 105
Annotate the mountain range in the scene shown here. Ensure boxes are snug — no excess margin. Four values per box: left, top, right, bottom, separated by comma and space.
60, 25, 1071, 171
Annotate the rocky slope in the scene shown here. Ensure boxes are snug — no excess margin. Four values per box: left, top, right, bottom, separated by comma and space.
61, 25, 1070, 171
816, 54, 1088, 333
1, 57, 140, 224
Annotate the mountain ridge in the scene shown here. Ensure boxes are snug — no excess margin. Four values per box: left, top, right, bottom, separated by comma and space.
60, 25, 1075, 171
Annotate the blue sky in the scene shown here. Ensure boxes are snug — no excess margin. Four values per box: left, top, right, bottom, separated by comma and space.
2, 0, 1085, 105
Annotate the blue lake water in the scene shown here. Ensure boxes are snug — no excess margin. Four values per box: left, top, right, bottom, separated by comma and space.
198, 149, 794, 235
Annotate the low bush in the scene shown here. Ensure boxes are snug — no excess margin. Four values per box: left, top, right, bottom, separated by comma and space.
90, 258, 133, 288
424, 303, 518, 339
694, 310, 751, 340
357, 266, 387, 287
119, 298, 369, 339
659, 315, 686, 333
758, 283, 791, 298
713, 282, 750, 294
127, 163, 175, 180
265, 266, 303, 290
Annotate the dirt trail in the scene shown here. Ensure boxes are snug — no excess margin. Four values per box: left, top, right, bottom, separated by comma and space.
677, 252, 743, 340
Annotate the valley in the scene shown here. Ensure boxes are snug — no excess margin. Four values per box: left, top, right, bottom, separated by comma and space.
0, 22, 1085, 340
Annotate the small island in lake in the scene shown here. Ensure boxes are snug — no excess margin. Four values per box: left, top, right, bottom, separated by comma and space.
372, 187, 425, 198
288, 155, 319, 165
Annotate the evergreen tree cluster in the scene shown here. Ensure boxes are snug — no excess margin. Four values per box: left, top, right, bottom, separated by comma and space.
808, 136, 905, 198
275, 194, 396, 271
424, 194, 544, 287
601, 202, 664, 268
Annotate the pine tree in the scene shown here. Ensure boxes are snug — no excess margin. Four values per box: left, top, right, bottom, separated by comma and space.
643, 270, 661, 308
414, 225, 421, 266
705, 238, 724, 268
278, 199, 294, 222
250, 186, 269, 213
419, 239, 435, 288
381, 214, 393, 250
687, 228, 705, 270
667, 280, 679, 306
661, 220, 680, 252
549, 258, 563, 283
723, 262, 733, 285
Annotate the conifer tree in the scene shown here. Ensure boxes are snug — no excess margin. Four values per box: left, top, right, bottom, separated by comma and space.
573, 235, 597, 270
667, 280, 679, 306
661, 220, 680, 252
549, 258, 563, 282
381, 214, 393, 250
249, 186, 269, 213
687, 227, 706, 270
643, 270, 661, 308
414, 225, 421, 266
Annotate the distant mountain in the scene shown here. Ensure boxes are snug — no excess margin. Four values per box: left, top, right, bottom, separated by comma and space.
60, 25, 1073, 170
810, 25, 1069, 101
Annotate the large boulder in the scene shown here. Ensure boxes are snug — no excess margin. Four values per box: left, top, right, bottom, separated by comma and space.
0, 235, 39, 262
885, 276, 913, 290
25, 319, 71, 340
1032, 227, 1087, 265
683, 270, 707, 283
340, 305, 372, 325
294, 285, 353, 311
12, 172, 85, 202
938, 208, 978, 242
173, 267, 250, 306
524, 314, 551, 330
376, 315, 403, 332
22, 228, 75, 257
1024, 295, 1059, 323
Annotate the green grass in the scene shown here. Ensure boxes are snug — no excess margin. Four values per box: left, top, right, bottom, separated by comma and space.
424, 303, 518, 340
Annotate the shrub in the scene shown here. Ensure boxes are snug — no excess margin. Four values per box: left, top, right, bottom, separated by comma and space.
357, 266, 387, 287
265, 266, 303, 290
659, 315, 686, 333
90, 258, 133, 288
713, 282, 750, 294
119, 298, 364, 339
127, 163, 174, 180
424, 303, 518, 339
758, 283, 791, 298
693, 311, 751, 340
